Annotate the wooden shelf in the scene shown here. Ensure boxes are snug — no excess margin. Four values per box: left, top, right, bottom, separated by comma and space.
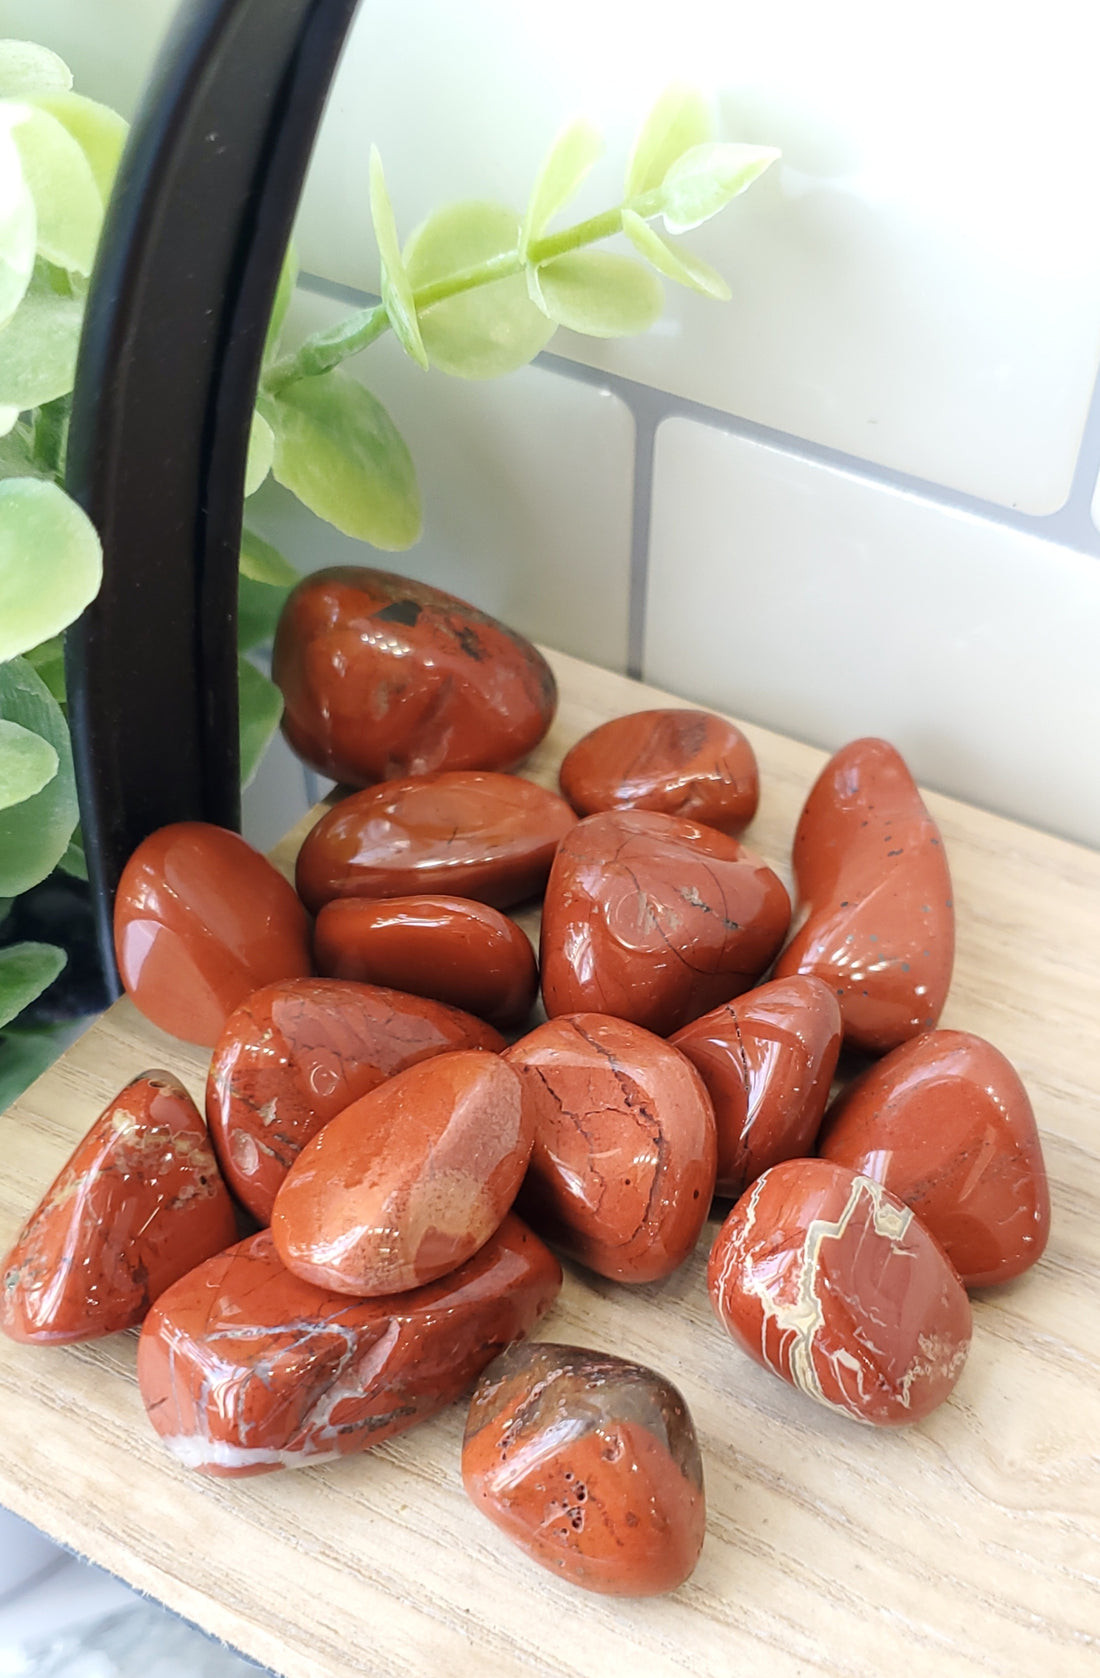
2, 647, 1097, 1678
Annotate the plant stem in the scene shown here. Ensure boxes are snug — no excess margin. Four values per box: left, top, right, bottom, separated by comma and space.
263, 302, 389, 393
31, 397, 69, 482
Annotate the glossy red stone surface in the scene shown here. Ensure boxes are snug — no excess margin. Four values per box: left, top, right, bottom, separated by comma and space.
708, 1158, 971, 1426
463, 1341, 705, 1596
540, 809, 790, 1036
1, 1072, 236, 1344
819, 1029, 1050, 1287
774, 738, 954, 1054
671, 976, 843, 1198
137, 1213, 560, 1475
559, 708, 759, 836
295, 772, 575, 915
313, 895, 538, 1027
206, 978, 504, 1223
272, 1050, 534, 1295
504, 1014, 716, 1282
113, 822, 311, 1047
272, 566, 557, 785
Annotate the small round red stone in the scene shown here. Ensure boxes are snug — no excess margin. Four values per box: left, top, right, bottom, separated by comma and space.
559, 707, 759, 835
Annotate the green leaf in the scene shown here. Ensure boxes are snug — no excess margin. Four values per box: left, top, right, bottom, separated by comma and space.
0, 716, 57, 808
369, 146, 427, 371
31, 91, 127, 202
0, 404, 17, 435
626, 85, 712, 199
0, 421, 37, 479
530, 250, 663, 338
57, 832, 86, 879
269, 368, 420, 548
264, 240, 298, 364
0, 264, 82, 407
0, 110, 36, 328
0, 941, 66, 1029
0, 657, 78, 894
239, 527, 299, 588
238, 656, 283, 789
12, 105, 102, 274
0, 42, 72, 99
244, 408, 274, 497
0, 1025, 65, 1111
238, 573, 291, 653
0, 478, 102, 660
22, 633, 66, 701
621, 207, 731, 300
659, 141, 780, 233
522, 117, 602, 254
405, 201, 553, 379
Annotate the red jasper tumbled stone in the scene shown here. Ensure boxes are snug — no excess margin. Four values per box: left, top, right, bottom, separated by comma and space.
540, 809, 790, 1036
206, 978, 504, 1223
114, 822, 311, 1046
774, 738, 954, 1054
295, 772, 575, 915
272, 566, 557, 785
138, 1214, 561, 1475
271, 1049, 535, 1295
559, 707, 759, 835
1, 1071, 237, 1344
463, 1341, 706, 1596
313, 895, 538, 1027
819, 1029, 1050, 1287
671, 976, 842, 1199
708, 1158, 971, 1426
504, 1014, 716, 1282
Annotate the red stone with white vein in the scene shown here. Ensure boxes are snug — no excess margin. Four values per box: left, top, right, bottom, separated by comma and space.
707, 1158, 971, 1426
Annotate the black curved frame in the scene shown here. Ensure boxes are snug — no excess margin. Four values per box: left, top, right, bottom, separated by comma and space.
65, 0, 360, 988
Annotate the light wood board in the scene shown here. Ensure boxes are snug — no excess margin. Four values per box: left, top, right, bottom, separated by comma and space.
1, 646, 1097, 1678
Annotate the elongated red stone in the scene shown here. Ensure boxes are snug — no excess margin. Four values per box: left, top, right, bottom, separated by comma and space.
313, 895, 538, 1027
540, 809, 790, 1036
774, 739, 954, 1054
559, 708, 759, 835
819, 1029, 1050, 1287
296, 772, 575, 915
137, 1213, 561, 1475
206, 978, 503, 1223
708, 1158, 971, 1426
114, 822, 311, 1046
504, 1014, 716, 1282
671, 976, 842, 1198
1, 1072, 237, 1344
272, 566, 557, 784
463, 1341, 705, 1596
272, 1050, 534, 1295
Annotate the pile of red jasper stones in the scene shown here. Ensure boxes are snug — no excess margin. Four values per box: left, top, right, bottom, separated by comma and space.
0, 567, 1050, 1599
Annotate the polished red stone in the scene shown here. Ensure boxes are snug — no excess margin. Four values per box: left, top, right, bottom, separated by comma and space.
559, 708, 759, 836
313, 895, 538, 1028
271, 1050, 534, 1295
1, 1072, 237, 1344
504, 1014, 716, 1282
272, 566, 557, 785
137, 1213, 561, 1475
540, 810, 790, 1036
114, 822, 311, 1047
463, 1341, 705, 1596
295, 772, 575, 915
774, 739, 954, 1054
708, 1158, 971, 1426
819, 1029, 1050, 1287
206, 978, 504, 1223
671, 976, 842, 1199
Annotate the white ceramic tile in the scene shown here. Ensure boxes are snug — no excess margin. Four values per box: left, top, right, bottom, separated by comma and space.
247, 288, 634, 672
645, 416, 1100, 848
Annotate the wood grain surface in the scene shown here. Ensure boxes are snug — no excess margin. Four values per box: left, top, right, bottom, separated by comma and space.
1, 647, 1097, 1678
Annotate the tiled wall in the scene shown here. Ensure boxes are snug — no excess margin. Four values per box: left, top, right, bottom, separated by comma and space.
10, 0, 1100, 847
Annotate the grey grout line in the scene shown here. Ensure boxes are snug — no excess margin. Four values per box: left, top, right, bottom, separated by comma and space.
622, 397, 660, 681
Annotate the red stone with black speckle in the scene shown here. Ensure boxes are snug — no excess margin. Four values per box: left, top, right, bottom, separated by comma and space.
206, 978, 504, 1224
313, 895, 538, 1027
504, 1014, 716, 1282
559, 707, 759, 835
296, 772, 575, 915
1, 1071, 236, 1344
774, 738, 954, 1054
671, 975, 842, 1198
137, 1213, 561, 1475
272, 566, 557, 785
819, 1029, 1050, 1287
539, 809, 790, 1036
462, 1341, 705, 1596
